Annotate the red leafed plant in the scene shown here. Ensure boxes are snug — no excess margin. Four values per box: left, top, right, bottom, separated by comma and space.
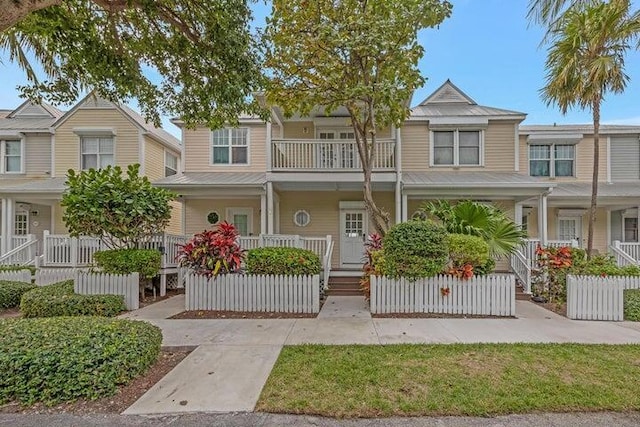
440, 287, 450, 297
360, 233, 383, 299
177, 222, 245, 277
447, 263, 474, 280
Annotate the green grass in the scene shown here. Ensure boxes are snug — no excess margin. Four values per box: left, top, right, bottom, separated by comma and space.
256, 344, 640, 418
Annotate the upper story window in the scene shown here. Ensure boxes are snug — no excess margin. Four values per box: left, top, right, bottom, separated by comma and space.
81, 136, 114, 170
431, 130, 482, 166
165, 151, 178, 176
529, 144, 574, 177
1, 140, 23, 173
211, 128, 249, 165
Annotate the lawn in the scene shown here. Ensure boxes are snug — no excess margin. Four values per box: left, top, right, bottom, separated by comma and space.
256, 343, 640, 418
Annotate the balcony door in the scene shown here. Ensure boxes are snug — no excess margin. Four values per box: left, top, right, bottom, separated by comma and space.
317, 129, 356, 169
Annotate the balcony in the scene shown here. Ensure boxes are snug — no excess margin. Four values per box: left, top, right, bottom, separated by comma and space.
270, 139, 396, 171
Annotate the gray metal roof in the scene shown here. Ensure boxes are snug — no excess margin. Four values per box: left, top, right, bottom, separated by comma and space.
0, 178, 66, 193
550, 182, 640, 199
118, 104, 181, 148
0, 117, 57, 131
402, 171, 554, 188
521, 124, 640, 134
154, 172, 266, 187
0, 101, 64, 132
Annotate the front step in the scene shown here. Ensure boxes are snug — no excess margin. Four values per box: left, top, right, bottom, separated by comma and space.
327, 276, 362, 296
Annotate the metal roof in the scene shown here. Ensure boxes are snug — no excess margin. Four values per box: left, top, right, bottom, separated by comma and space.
154, 172, 266, 187
118, 104, 181, 148
0, 178, 66, 193
521, 124, 640, 134
402, 171, 554, 188
550, 182, 640, 199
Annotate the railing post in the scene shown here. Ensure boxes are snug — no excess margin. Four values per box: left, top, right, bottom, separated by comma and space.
70, 237, 78, 268
42, 230, 50, 266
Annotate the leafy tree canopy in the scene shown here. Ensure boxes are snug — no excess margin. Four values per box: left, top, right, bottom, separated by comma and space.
61, 164, 175, 248
1, 0, 267, 128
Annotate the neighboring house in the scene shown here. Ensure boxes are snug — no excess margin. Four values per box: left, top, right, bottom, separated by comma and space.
0, 94, 182, 256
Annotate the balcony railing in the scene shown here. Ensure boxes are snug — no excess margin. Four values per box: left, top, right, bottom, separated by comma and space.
271, 139, 395, 171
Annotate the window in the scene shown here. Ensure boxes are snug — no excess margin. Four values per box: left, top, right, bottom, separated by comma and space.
165, 152, 178, 176
529, 144, 574, 177
317, 129, 356, 168
624, 217, 638, 242
81, 136, 114, 170
1, 140, 23, 173
293, 210, 311, 227
207, 211, 220, 225
432, 130, 482, 166
212, 128, 249, 165
14, 210, 28, 235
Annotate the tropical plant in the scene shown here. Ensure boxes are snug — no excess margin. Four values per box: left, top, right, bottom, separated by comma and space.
61, 164, 175, 249
177, 222, 245, 277
539, 0, 640, 257
360, 233, 384, 299
419, 200, 526, 258
264, 0, 452, 235
1, 0, 265, 128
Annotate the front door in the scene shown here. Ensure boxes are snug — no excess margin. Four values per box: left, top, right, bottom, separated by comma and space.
227, 208, 253, 236
340, 209, 367, 266
558, 217, 581, 246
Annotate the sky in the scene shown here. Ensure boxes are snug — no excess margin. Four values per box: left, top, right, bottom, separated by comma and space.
1, 0, 640, 137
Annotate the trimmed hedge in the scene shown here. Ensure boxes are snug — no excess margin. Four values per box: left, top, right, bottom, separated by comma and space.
0, 281, 37, 309
94, 248, 161, 279
20, 281, 126, 318
624, 289, 640, 321
246, 247, 322, 275
447, 233, 490, 269
0, 317, 162, 405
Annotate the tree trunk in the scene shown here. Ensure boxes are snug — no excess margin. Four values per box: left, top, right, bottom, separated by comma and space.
587, 101, 601, 259
0, 0, 61, 31
362, 165, 391, 236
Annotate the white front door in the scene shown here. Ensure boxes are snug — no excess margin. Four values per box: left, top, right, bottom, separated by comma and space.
340, 209, 367, 266
227, 208, 253, 236
558, 217, 581, 246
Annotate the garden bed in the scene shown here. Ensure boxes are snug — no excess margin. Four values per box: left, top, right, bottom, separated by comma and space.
170, 310, 317, 319
0, 350, 189, 414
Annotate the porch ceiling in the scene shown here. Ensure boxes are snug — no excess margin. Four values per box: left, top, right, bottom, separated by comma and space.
273, 180, 395, 192
0, 177, 65, 195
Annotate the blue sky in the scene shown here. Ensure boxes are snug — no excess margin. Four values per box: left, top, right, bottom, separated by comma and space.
1, 0, 639, 136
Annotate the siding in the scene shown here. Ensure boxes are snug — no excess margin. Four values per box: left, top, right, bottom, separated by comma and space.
144, 137, 165, 181
400, 123, 429, 171
166, 200, 183, 235
610, 136, 640, 181
52, 204, 67, 234
24, 133, 52, 177
183, 124, 266, 172
184, 198, 262, 236
278, 191, 396, 267
54, 108, 140, 176
283, 121, 314, 139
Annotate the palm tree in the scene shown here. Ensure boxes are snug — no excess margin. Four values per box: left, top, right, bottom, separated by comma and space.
527, 0, 593, 27
540, 0, 640, 258
419, 200, 527, 259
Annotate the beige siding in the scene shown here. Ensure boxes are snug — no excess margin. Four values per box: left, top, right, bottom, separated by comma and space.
278, 191, 395, 267
282, 121, 314, 139
24, 133, 52, 177
183, 124, 266, 172
184, 198, 262, 236
54, 109, 140, 176
52, 204, 67, 234
144, 137, 165, 181
400, 123, 429, 172
483, 122, 517, 171
166, 200, 183, 235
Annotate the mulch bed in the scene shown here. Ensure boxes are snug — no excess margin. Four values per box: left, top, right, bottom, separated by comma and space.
0, 350, 189, 414
372, 312, 515, 319
170, 310, 317, 319
0, 308, 21, 319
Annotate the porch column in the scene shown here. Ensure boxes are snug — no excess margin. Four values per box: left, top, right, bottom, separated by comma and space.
266, 181, 274, 234
514, 202, 523, 227
401, 194, 408, 222
1, 198, 15, 253
394, 178, 402, 224
538, 193, 548, 245
260, 192, 267, 235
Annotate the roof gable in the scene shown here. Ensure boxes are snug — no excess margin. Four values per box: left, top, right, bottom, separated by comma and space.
419, 80, 476, 106
8, 100, 63, 119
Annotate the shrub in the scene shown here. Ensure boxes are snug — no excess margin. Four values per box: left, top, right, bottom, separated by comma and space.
0, 317, 161, 405
94, 248, 161, 279
360, 234, 384, 299
624, 289, 640, 321
0, 281, 37, 308
178, 222, 245, 277
20, 281, 126, 318
246, 247, 321, 275
447, 233, 490, 268
382, 220, 449, 280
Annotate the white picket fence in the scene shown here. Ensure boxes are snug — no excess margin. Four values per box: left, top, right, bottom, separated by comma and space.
185, 273, 320, 313
0, 269, 31, 283
566, 275, 640, 321
35, 268, 78, 286
370, 274, 516, 316
74, 271, 140, 310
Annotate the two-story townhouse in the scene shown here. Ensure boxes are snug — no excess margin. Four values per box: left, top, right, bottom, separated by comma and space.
159, 80, 555, 271
0, 94, 183, 257
519, 124, 640, 255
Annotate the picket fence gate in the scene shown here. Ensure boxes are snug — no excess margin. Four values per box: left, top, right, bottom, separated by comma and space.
185, 273, 320, 313
74, 271, 140, 310
370, 274, 516, 316
566, 275, 640, 321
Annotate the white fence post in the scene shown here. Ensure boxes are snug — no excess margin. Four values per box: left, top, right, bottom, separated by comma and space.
74, 271, 139, 310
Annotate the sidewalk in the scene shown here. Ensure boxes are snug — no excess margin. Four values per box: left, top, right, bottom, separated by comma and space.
122, 295, 640, 416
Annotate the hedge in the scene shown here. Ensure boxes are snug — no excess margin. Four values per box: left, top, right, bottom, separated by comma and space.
246, 247, 322, 275
0, 281, 37, 309
20, 281, 126, 318
94, 248, 161, 279
624, 289, 640, 322
0, 317, 161, 405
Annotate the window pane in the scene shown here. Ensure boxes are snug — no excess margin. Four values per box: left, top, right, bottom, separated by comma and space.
433, 132, 454, 165
166, 153, 178, 169
213, 146, 229, 164
231, 147, 248, 164
530, 160, 550, 176
5, 156, 21, 172
459, 131, 479, 147
82, 154, 98, 170
99, 154, 114, 168
233, 214, 249, 235
99, 137, 114, 153
82, 137, 99, 153
231, 128, 247, 146
554, 144, 574, 159
433, 131, 454, 147
529, 145, 550, 160
459, 147, 479, 165
212, 129, 229, 146
555, 160, 573, 177
5, 141, 21, 155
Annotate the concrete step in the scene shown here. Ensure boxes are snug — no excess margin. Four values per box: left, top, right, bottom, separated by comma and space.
328, 276, 362, 284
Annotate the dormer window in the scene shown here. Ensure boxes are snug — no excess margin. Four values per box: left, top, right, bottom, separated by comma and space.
1, 140, 23, 173
431, 130, 483, 166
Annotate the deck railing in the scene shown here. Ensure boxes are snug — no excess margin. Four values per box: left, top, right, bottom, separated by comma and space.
510, 249, 532, 294
521, 239, 579, 268
611, 241, 640, 266
0, 234, 37, 265
271, 139, 395, 171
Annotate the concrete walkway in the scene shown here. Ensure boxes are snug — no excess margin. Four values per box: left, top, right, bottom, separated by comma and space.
122, 295, 640, 415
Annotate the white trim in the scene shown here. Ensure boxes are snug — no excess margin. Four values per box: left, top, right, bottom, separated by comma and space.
210, 127, 251, 166
138, 130, 146, 175
429, 129, 484, 167
428, 117, 489, 126
50, 133, 56, 178
72, 127, 117, 136
606, 136, 612, 183
514, 125, 520, 172
339, 201, 365, 210
266, 181, 274, 234
266, 120, 272, 171
526, 133, 583, 144
180, 127, 186, 173
293, 209, 311, 227
607, 209, 612, 245
226, 207, 254, 236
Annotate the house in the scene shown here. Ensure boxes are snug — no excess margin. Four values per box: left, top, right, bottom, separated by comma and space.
0, 94, 182, 259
